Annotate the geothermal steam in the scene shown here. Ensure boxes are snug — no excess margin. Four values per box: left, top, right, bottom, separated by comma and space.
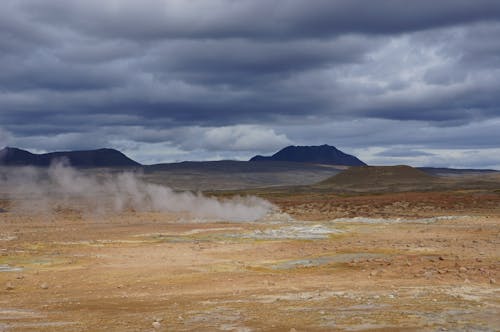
0, 162, 274, 221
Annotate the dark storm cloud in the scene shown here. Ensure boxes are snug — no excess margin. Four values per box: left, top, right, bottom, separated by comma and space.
21, 0, 500, 40
280, 117, 500, 151
141, 37, 377, 84
1, 0, 499, 167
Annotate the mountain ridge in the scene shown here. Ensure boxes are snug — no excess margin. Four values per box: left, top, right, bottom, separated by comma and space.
0, 147, 141, 167
250, 144, 366, 166
2, 146, 498, 173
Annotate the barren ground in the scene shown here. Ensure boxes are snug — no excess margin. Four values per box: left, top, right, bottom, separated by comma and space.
1, 189, 499, 331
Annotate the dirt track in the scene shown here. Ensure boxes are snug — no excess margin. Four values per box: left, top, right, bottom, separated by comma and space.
1, 191, 499, 331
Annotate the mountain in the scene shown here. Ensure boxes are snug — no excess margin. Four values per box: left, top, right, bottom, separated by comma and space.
250, 144, 366, 166
0, 147, 141, 167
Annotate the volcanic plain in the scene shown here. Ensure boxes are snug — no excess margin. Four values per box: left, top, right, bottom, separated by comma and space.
1, 165, 499, 331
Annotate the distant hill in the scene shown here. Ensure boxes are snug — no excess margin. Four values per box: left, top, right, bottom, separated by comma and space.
315, 165, 439, 192
320, 165, 434, 186
0, 147, 141, 168
143, 160, 343, 191
145, 160, 342, 173
418, 167, 499, 176
250, 144, 366, 166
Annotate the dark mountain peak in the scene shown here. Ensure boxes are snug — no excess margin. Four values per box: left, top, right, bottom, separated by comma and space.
1, 146, 38, 165
250, 144, 366, 166
1, 146, 33, 155
280, 144, 339, 153
0, 147, 141, 168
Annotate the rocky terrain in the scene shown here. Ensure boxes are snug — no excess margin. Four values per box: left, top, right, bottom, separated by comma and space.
0, 165, 499, 331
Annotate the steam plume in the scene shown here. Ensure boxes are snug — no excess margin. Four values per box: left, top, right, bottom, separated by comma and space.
0, 161, 274, 221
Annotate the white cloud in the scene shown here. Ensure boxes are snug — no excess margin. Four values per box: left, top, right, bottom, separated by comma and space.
113, 140, 190, 164
201, 125, 291, 152
102, 125, 292, 164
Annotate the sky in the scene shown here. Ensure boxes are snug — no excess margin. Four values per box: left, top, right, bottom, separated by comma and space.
1, 0, 500, 168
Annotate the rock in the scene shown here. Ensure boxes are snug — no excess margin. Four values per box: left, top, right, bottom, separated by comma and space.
459, 267, 467, 273
40, 282, 49, 289
5, 282, 14, 290
289, 328, 297, 332
152, 321, 161, 329
438, 256, 445, 261
490, 278, 496, 285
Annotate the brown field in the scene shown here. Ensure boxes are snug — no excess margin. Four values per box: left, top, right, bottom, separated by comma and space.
1, 168, 499, 331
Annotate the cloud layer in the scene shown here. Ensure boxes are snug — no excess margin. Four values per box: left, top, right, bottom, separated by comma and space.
1, 1, 499, 168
